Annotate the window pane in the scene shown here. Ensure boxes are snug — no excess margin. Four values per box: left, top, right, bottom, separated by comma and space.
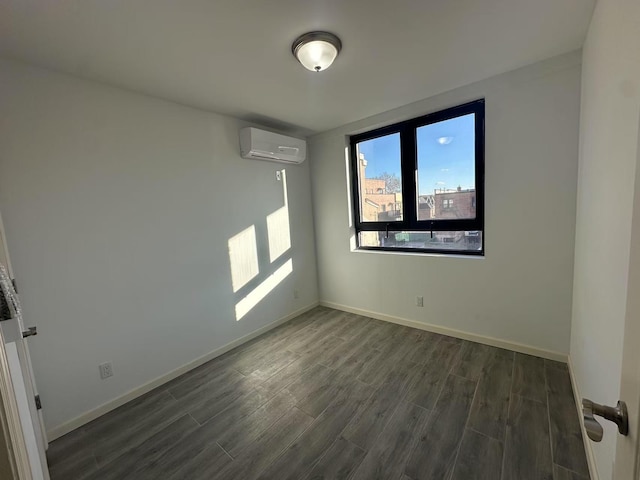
356, 133, 403, 222
416, 114, 476, 221
358, 230, 482, 252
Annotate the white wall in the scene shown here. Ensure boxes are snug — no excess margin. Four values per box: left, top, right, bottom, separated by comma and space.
0, 59, 319, 434
570, 0, 640, 478
309, 52, 582, 356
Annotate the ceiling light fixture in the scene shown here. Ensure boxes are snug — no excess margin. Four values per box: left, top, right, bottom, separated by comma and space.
292, 31, 342, 72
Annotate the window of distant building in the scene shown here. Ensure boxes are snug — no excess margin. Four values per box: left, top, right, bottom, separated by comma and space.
349, 100, 485, 255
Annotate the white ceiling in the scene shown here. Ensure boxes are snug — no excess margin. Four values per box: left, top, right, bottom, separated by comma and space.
0, 0, 595, 135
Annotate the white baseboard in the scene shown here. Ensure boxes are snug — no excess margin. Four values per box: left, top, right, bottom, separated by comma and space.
47, 302, 319, 441
320, 301, 568, 362
567, 356, 600, 480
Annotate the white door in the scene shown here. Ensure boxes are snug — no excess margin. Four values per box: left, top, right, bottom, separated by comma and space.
612, 115, 640, 479
0, 211, 49, 480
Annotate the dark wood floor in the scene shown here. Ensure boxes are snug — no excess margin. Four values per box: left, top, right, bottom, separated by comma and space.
47, 306, 591, 480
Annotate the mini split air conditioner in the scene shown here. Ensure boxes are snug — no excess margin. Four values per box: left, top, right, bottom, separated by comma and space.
239, 127, 306, 164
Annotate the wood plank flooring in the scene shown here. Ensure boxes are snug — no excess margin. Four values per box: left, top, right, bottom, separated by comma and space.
47, 306, 591, 480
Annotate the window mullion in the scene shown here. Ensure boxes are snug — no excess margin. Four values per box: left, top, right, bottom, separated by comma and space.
474, 106, 486, 229
400, 127, 417, 228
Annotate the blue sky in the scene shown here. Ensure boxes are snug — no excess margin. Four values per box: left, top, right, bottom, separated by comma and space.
357, 113, 475, 195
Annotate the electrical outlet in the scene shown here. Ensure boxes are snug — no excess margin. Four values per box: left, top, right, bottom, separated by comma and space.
99, 362, 114, 379
416, 296, 424, 307
293, 289, 299, 299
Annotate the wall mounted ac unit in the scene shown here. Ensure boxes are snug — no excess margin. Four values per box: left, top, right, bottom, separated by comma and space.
239, 127, 306, 164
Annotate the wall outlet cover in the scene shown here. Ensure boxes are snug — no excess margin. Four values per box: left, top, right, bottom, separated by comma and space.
99, 362, 114, 379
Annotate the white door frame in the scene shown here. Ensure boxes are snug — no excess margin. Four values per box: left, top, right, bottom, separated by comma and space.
0, 325, 33, 479
0, 212, 48, 456
0, 209, 41, 480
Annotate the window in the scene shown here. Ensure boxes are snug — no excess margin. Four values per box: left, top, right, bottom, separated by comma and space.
350, 100, 484, 255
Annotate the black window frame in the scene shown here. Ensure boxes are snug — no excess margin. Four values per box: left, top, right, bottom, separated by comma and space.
349, 99, 485, 256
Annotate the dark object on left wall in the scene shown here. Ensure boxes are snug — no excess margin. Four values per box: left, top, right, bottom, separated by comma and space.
0, 287, 11, 321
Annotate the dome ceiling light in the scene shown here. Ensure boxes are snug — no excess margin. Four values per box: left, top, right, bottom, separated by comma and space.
292, 31, 342, 72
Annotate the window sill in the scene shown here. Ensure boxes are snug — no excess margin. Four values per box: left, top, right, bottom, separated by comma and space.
351, 247, 485, 259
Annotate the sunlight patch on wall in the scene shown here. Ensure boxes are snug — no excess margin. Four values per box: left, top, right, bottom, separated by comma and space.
228, 225, 259, 292
235, 258, 293, 320
267, 206, 291, 263
345, 145, 354, 228
267, 169, 291, 263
